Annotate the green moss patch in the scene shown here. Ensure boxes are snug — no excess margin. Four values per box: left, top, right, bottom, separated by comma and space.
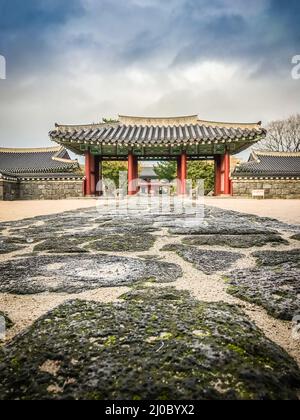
183, 234, 288, 248
161, 244, 242, 274
0, 288, 299, 400
0, 255, 182, 294
253, 250, 300, 267
85, 233, 156, 252
226, 250, 300, 320
33, 239, 89, 254
0, 238, 24, 254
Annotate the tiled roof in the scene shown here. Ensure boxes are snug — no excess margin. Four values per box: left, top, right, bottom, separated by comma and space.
0, 172, 83, 181
49, 115, 266, 156
232, 151, 300, 178
51, 122, 265, 145
0, 146, 80, 175
0, 171, 18, 181
140, 165, 158, 179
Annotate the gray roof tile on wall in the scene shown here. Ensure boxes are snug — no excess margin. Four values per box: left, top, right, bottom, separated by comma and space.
233, 151, 300, 178
0, 147, 80, 176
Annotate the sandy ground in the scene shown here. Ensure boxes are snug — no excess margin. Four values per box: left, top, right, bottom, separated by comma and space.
205, 197, 300, 225
0, 199, 98, 222
0, 197, 299, 224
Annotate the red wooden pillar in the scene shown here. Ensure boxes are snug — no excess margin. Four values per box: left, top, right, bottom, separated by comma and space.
85, 151, 92, 196
177, 156, 182, 195
136, 157, 139, 180
147, 179, 152, 195
180, 152, 187, 195
128, 152, 135, 195
94, 156, 100, 196
98, 158, 103, 196
177, 156, 181, 179
223, 152, 231, 195
214, 155, 221, 196
134, 156, 139, 192
214, 152, 231, 195
90, 154, 96, 196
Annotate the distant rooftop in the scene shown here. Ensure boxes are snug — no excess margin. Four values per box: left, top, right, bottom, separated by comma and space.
0, 146, 80, 176
232, 150, 300, 178
140, 162, 158, 179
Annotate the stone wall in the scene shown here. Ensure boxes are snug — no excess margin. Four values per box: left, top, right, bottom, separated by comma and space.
232, 179, 300, 199
0, 177, 84, 200
0, 178, 20, 201
19, 179, 84, 200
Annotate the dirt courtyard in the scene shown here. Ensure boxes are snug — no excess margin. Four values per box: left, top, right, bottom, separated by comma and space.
0, 197, 299, 224
205, 198, 300, 225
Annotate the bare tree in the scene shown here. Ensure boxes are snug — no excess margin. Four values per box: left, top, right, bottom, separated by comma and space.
257, 114, 300, 152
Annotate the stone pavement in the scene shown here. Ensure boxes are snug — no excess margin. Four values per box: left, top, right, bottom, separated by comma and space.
0, 200, 299, 399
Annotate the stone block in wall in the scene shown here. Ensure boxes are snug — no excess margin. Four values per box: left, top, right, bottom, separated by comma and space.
232, 179, 300, 199
2, 178, 84, 201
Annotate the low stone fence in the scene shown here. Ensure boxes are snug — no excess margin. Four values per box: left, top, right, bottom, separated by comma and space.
232, 179, 300, 199
19, 179, 84, 200
0, 175, 84, 200
0, 176, 20, 201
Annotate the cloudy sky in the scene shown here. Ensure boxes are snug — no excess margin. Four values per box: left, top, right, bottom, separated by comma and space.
0, 0, 299, 153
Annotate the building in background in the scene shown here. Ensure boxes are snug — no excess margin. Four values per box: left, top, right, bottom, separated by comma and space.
0, 147, 83, 201
232, 151, 300, 198
140, 161, 158, 182
230, 156, 241, 171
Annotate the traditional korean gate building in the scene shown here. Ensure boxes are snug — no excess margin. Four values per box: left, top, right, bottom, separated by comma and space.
50, 115, 266, 196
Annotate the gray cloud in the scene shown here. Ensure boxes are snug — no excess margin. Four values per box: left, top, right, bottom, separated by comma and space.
0, 0, 299, 158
